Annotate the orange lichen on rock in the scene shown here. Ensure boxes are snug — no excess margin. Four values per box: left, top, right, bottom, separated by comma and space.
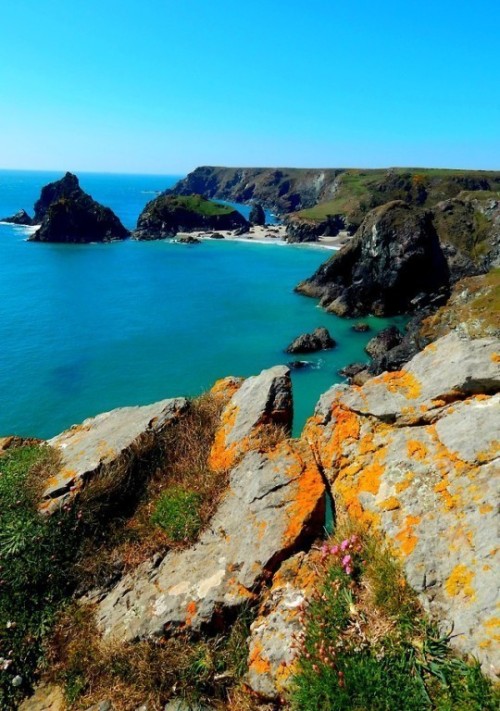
394, 514, 421, 556
208, 404, 240, 472
395, 472, 414, 494
480, 503, 494, 515
491, 352, 500, 363
406, 439, 428, 461
380, 496, 401, 511
248, 640, 271, 675
185, 600, 197, 626
209, 376, 242, 403
373, 370, 422, 399
282, 444, 324, 545
444, 564, 476, 601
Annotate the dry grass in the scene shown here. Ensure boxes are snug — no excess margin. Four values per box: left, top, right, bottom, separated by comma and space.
75, 393, 227, 589
45, 602, 257, 710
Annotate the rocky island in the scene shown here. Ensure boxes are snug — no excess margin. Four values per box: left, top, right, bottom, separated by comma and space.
27, 172, 129, 243
0, 209, 33, 226
134, 194, 248, 240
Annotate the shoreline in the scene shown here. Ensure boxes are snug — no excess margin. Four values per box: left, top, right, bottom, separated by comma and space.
176, 224, 348, 251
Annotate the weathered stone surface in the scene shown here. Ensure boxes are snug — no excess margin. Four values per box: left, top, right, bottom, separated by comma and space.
341, 332, 500, 421
209, 366, 292, 473
285, 327, 336, 354
302, 332, 500, 676
19, 684, 65, 711
41, 398, 187, 513
96, 439, 325, 642
247, 550, 320, 700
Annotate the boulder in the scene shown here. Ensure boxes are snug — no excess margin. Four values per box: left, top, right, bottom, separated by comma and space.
41, 398, 188, 513
296, 201, 451, 317
364, 325, 404, 358
302, 331, 500, 676
133, 195, 248, 240
96, 439, 325, 642
29, 173, 129, 243
209, 365, 292, 473
351, 322, 370, 333
177, 235, 201, 244
338, 362, 368, 380
285, 327, 336, 354
0, 208, 32, 225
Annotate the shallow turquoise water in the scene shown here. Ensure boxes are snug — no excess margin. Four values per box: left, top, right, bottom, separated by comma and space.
0, 171, 404, 438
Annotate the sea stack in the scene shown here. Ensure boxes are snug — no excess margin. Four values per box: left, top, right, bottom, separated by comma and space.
29, 172, 129, 243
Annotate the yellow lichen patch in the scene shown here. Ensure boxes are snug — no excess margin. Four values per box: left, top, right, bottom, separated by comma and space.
333, 446, 387, 529
480, 503, 494, 515
248, 640, 271, 675
406, 439, 427, 461
491, 352, 500, 363
373, 370, 422, 399
483, 616, 500, 643
380, 496, 400, 511
444, 564, 476, 601
395, 472, 414, 494
394, 514, 421, 556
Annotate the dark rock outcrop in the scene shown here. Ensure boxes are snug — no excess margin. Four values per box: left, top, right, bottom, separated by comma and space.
365, 326, 404, 359
285, 326, 336, 354
1, 209, 32, 225
134, 194, 248, 240
352, 322, 370, 333
29, 173, 129, 243
296, 201, 452, 317
249, 203, 265, 226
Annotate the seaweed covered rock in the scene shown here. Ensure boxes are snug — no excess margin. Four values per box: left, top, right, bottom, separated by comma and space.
134, 194, 248, 240
29, 173, 129, 243
296, 201, 451, 317
302, 331, 500, 676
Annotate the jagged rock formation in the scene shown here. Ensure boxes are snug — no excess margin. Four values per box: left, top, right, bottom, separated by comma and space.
249, 203, 266, 226
296, 201, 451, 317
302, 332, 500, 678
29, 173, 129, 243
41, 398, 188, 514
134, 194, 248, 240
365, 325, 403, 358
0, 209, 32, 225
95, 366, 325, 642
285, 326, 336, 354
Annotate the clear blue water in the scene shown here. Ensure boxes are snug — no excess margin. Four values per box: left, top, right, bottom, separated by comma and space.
0, 170, 405, 439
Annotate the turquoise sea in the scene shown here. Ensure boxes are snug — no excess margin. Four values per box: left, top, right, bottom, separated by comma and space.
0, 170, 405, 438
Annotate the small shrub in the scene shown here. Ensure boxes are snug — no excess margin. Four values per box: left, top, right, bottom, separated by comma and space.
290, 524, 500, 710
151, 487, 203, 541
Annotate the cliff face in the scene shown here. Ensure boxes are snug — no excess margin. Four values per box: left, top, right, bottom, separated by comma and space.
29, 173, 129, 243
296, 201, 451, 317
169, 166, 344, 214
134, 193, 248, 239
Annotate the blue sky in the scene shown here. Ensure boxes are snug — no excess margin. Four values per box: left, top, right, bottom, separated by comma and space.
1, 0, 499, 173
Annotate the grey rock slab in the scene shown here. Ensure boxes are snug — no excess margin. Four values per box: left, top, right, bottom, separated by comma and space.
435, 393, 500, 464
223, 365, 292, 447
96, 441, 324, 643
42, 397, 188, 512
341, 332, 500, 420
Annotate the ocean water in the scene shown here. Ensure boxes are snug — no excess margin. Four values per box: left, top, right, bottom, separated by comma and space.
0, 170, 405, 438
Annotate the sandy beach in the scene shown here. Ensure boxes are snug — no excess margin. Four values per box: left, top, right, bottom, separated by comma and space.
176, 224, 351, 250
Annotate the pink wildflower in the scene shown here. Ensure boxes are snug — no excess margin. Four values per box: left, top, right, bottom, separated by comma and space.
342, 554, 352, 566
340, 539, 350, 551
330, 544, 339, 555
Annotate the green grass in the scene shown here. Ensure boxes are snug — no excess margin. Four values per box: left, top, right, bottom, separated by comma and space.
0, 445, 81, 709
290, 527, 499, 711
150, 487, 203, 542
156, 194, 235, 217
